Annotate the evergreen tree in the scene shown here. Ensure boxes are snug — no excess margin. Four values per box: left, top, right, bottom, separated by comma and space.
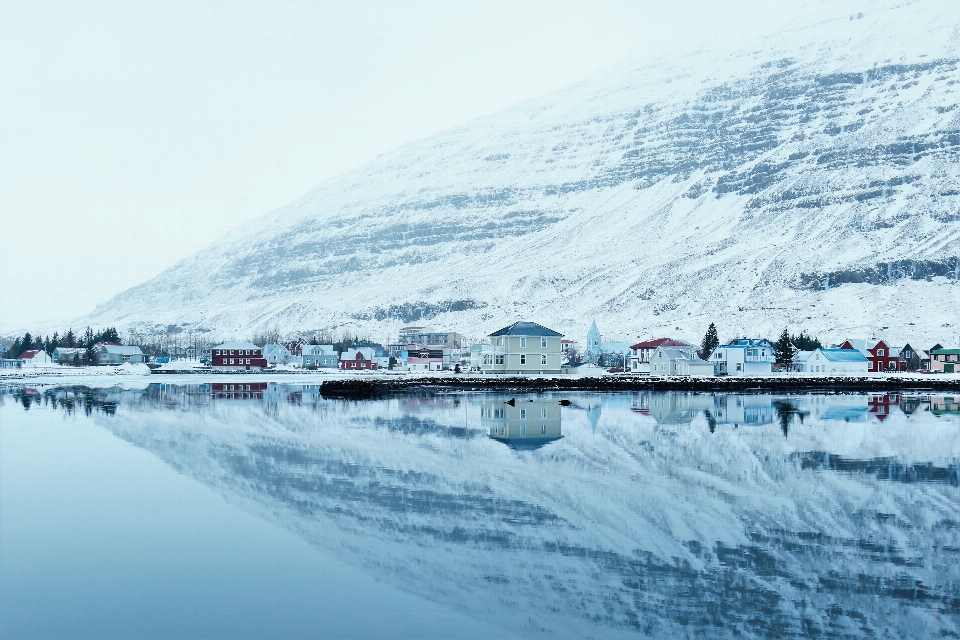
64, 329, 76, 348
790, 331, 822, 351
8, 336, 23, 359
698, 323, 720, 360
774, 328, 796, 370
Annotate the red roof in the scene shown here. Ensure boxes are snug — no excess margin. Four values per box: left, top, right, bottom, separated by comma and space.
629, 338, 690, 350
17, 350, 41, 360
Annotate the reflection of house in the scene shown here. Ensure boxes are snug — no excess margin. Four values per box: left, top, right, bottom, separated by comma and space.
480, 322, 563, 374
629, 338, 691, 373
302, 345, 339, 368
929, 395, 959, 415
481, 400, 562, 450
96, 344, 146, 364
709, 339, 775, 376
807, 348, 869, 374
709, 395, 777, 426
650, 346, 714, 376
867, 394, 901, 421
929, 348, 960, 373
211, 382, 267, 400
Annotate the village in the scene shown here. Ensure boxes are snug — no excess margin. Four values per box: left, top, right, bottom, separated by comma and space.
3, 320, 959, 376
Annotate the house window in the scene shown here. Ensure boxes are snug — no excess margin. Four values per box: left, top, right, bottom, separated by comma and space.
541, 338, 547, 348
520, 425, 526, 436
246, 359, 251, 365
541, 408, 548, 418
877, 349, 884, 356
541, 355, 547, 365
520, 337, 526, 348
520, 409, 526, 419
520, 354, 526, 365
868, 362, 873, 369
230, 350, 235, 355
736, 363, 742, 371
230, 358, 235, 365
495, 355, 504, 365
541, 424, 547, 435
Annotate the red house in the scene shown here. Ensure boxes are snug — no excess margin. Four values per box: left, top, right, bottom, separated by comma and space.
211, 342, 267, 370
839, 340, 905, 372
339, 349, 378, 370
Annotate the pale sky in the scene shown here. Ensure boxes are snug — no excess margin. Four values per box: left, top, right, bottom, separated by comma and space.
0, 1, 838, 333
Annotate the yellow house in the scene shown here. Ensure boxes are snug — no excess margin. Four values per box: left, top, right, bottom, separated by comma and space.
479, 321, 563, 375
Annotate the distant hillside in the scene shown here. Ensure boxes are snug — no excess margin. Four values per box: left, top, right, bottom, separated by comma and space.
81, 0, 960, 346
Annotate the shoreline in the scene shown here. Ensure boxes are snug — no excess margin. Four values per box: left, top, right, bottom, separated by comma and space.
319, 375, 960, 398
2, 368, 959, 395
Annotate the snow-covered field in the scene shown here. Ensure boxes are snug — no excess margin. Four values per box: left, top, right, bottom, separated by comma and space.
72, 0, 960, 347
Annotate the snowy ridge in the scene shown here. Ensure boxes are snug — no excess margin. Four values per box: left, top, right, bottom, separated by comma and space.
82, 0, 960, 344
95, 390, 960, 638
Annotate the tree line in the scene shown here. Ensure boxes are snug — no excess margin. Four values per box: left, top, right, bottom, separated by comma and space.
5, 327, 121, 362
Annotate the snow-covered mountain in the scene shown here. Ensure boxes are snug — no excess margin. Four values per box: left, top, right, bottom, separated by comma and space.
83, 1, 960, 345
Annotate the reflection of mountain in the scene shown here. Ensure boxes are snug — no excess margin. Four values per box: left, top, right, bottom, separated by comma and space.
77, 387, 960, 638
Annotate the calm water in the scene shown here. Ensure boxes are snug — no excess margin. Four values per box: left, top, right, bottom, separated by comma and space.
1, 383, 958, 639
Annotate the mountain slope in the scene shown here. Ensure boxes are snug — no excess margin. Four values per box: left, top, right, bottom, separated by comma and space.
83, 1, 960, 344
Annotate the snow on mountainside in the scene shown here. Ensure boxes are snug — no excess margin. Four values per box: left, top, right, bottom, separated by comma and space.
82, 1, 960, 344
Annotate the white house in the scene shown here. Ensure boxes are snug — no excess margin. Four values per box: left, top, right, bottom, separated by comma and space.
17, 350, 53, 367
807, 348, 869, 374
792, 350, 815, 372
649, 346, 714, 376
480, 321, 563, 374
263, 344, 293, 365
629, 338, 692, 373
302, 345, 339, 368
710, 339, 776, 375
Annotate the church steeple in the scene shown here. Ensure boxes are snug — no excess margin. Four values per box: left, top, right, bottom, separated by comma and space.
586, 319, 602, 356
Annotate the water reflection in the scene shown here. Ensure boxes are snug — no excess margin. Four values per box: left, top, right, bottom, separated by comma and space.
3, 384, 959, 638
481, 400, 562, 450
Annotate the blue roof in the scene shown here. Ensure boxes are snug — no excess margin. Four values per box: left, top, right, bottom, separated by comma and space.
723, 338, 774, 348
489, 321, 562, 337
819, 348, 868, 362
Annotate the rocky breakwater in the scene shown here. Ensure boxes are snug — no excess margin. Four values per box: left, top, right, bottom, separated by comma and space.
319, 375, 960, 399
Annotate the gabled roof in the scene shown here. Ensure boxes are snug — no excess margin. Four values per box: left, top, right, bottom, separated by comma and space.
630, 338, 690, 350
931, 348, 960, 355
98, 345, 144, 355
655, 346, 701, 361
18, 350, 41, 360
489, 321, 562, 337
817, 348, 869, 362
